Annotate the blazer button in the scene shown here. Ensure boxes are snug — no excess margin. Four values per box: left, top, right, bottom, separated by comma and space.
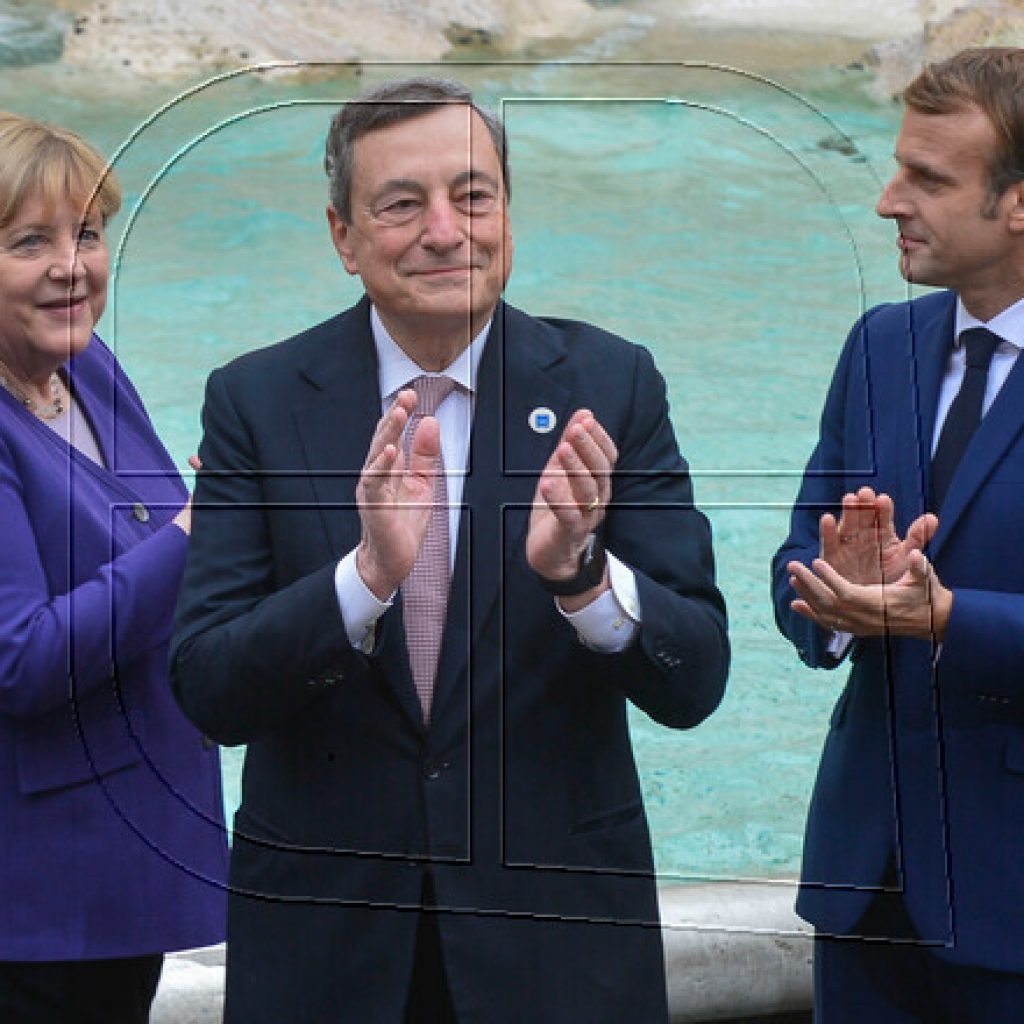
132, 502, 150, 523
423, 760, 441, 780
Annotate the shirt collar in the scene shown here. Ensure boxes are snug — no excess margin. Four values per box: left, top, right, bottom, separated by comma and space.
954, 294, 1024, 351
371, 305, 491, 402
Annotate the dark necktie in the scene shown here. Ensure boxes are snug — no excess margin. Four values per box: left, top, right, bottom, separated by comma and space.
401, 375, 456, 725
929, 327, 1001, 513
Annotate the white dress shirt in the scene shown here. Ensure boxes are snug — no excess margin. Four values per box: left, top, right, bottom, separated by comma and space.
334, 305, 641, 653
930, 295, 1024, 452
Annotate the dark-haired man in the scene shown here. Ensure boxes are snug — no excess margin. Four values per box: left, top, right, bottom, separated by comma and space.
172, 78, 728, 1023
774, 47, 1024, 1021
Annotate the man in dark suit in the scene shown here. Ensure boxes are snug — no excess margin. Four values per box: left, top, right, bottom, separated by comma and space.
171, 77, 729, 1023
773, 48, 1024, 1021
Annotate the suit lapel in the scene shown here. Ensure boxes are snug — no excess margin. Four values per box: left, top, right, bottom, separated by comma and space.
291, 299, 427, 730
66, 338, 182, 507
68, 340, 117, 472
903, 294, 955, 522
907, 289, 1024, 556
292, 299, 380, 559
931, 341, 1024, 557
429, 304, 571, 732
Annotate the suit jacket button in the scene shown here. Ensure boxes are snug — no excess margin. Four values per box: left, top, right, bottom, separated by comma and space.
423, 761, 441, 780
132, 502, 150, 523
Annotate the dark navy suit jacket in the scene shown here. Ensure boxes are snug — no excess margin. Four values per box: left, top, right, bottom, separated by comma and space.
172, 298, 730, 1023
0, 335, 227, 960
773, 290, 1024, 970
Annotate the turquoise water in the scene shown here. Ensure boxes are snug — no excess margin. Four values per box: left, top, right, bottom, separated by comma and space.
3, 58, 909, 882
0, 1, 66, 67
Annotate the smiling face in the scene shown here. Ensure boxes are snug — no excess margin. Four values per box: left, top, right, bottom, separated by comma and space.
876, 103, 1024, 320
0, 193, 108, 383
327, 104, 512, 365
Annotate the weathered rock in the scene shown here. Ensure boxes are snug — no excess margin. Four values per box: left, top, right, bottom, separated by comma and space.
864, 0, 1024, 101
33, 0, 1024, 91
47, 0, 609, 80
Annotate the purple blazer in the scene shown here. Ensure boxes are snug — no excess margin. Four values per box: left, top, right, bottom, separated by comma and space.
0, 334, 227, 961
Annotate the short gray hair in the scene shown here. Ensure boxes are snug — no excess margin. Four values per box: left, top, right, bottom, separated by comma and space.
324, 77, 509, 222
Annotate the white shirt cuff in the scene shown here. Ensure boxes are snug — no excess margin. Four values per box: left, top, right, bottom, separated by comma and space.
335, 549, 393, 651
558, 551, 640, 653
826, 629, 853, 659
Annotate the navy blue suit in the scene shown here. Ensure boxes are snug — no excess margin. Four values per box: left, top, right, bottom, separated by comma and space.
773, 290, 1024, 971
172, 298, 729, 1023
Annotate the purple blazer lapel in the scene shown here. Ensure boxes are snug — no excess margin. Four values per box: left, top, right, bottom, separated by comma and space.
66, 335, 186, 513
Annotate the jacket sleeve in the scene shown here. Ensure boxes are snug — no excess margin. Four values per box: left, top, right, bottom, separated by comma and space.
170, 367, 371, 746
597, 343, 730, 729
0, 434, 189, 719
770, 315, 865, 672
939, 589, 1024, 695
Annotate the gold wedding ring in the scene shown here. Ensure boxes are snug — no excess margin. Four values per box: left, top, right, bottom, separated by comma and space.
586, 497, 600, 513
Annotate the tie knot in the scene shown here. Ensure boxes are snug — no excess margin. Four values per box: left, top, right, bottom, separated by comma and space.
408, 374, 457, 417
960, 327, 1001, 371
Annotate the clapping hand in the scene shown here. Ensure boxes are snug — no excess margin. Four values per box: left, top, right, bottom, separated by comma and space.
526, 410, 616, 607
787, 487, 950, 640
355, 389, 442, 601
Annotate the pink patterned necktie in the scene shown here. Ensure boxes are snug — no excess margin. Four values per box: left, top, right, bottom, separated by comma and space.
401, 375, 456, 724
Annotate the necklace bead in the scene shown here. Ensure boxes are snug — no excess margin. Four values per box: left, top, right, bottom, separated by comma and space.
0, 363, 66, 420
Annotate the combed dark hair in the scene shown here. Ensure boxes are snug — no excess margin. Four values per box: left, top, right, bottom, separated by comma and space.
324, 77, 509, 222
904, 47, 1024, 204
